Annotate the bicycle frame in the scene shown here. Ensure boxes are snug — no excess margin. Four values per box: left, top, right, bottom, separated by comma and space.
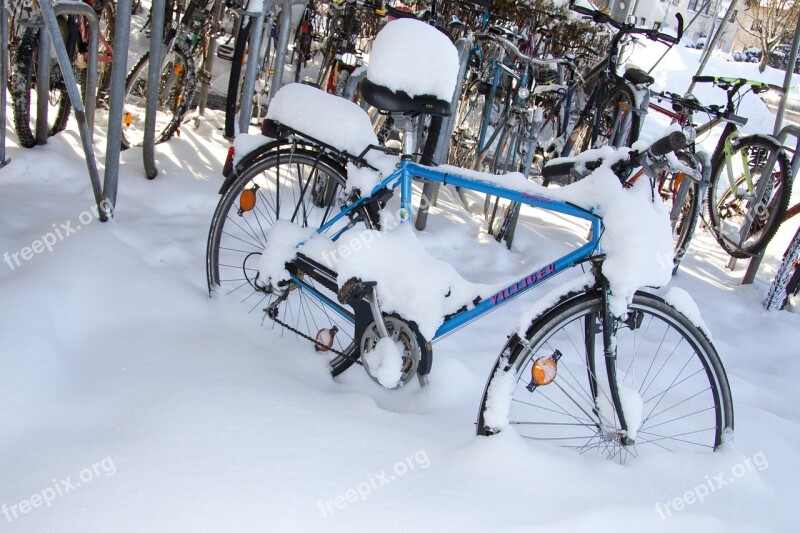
290, 156, 603, 341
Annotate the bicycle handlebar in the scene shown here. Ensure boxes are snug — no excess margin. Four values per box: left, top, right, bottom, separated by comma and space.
649, 131, 686, 158
475, 32, 578, 70
570, 3, 682, 45
541, 131, 687, 180
650, 90, 748, 126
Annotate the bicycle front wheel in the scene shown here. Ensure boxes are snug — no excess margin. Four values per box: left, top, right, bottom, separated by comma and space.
11, 24, 72, 148
565, 82, 639, 159
707, 133, 792, 258
207, 146, 379, 375
477, 290, 733, 462
121, 40, 196, 148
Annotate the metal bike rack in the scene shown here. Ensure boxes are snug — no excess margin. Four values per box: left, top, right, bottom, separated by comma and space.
142, 0, 167, 179
416, 36, 472, 231
739, 125, 800, 284
101, 0, 132, 211
728, 16, 798, 284
196, 0, 225, 116
237, 0, 270, 133
238, 0, 306, 134
37, 0, 106, 218
0, 0, 11, 168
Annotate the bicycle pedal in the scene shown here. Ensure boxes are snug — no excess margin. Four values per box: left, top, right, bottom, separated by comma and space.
337, 277, 376, 305
217, 44, 234, 61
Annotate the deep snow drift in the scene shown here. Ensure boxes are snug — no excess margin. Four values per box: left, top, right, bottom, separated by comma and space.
0, 29, 798, 533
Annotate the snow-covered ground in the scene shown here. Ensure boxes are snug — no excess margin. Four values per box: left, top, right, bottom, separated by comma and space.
1, 29, 799, 532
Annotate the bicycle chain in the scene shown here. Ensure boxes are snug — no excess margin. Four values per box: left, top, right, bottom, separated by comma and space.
268, 313, 363, 366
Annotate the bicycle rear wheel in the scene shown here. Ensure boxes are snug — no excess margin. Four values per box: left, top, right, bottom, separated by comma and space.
207, 146, 379, 375
764, 226, 800, 310
120, 40, 196, 148
707, 133, 792, 258
477, 290, 733, 462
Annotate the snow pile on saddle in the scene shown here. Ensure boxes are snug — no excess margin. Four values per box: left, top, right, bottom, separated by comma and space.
440, 144, 674, 316
367, 18, 459, 101
266, 83, 378, 156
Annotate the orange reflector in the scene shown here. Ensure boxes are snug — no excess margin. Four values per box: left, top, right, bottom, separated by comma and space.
123, 113, 132, 127
532, 356, 557, 386
174, 64, 183, 76
674, 172, 686, 190
239, 188, 256, 212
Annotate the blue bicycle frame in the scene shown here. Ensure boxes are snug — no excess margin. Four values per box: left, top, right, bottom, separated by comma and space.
288, 157, 603, 342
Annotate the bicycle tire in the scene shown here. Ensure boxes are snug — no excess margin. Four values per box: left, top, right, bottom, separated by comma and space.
448, 78, 487, 171
11, 22, 72, 148
477, 290, 733, 462
707, 131, 793, 259
120, 39, 196, 149
664, 152, 702, 271
207, 146, 379, 376
565, 82, 639, 159
764, 226, 800, 310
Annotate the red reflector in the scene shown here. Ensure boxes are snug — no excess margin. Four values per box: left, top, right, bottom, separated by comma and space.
222, 146, 234, 177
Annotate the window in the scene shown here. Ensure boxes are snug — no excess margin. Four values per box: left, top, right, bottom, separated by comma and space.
653, 21, 663, 30
688, 0, 708, 13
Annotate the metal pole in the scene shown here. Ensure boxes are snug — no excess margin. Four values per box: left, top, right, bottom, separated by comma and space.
686, 0, 740, 95
268, 0, 296, 100
0, 0, 10, 167
415, 36, 471, 231
36, 24, 50, 144
102, 0, 133, 214
772, 16, 800, 137
143, 0, 166, 179
238, 0, 269, 133
38, 0, 105, 216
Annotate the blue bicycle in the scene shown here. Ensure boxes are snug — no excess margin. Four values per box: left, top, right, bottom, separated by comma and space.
207, 45, 731, 464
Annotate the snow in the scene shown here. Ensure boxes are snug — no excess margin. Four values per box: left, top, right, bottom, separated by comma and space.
366, 18, 459, 102
256, 220, 314, 287
330, 224, 498, 339
480, 355, 516, 430
0, 29, 799, 533
661, 286, 713, 340
363, 337, 405, 389
266, 83, 378, 156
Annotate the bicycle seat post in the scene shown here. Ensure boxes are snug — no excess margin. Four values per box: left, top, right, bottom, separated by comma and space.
395, 113, 416, 160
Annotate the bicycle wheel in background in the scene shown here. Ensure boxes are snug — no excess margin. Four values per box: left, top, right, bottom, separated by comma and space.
660, 152, 702, 271
448, 78, 488, 170
11, 20, 72, 148
206, 147, 379, 376
121, 40, 196, 148
707, 132, 792, 259
564, 83, 639, 160
477, 290, 733, 463
764, 226, 800, 311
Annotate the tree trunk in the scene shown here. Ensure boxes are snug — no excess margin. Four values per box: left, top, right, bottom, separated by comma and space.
759, 49, 769, 72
